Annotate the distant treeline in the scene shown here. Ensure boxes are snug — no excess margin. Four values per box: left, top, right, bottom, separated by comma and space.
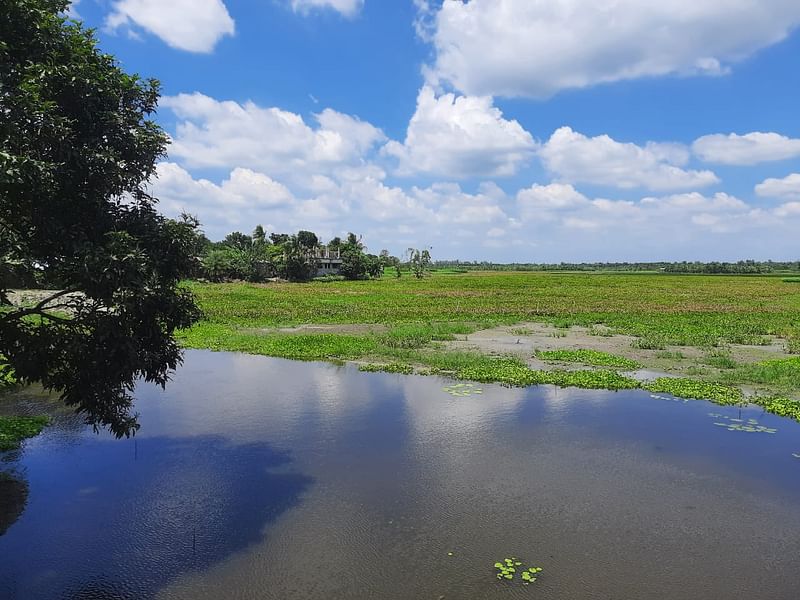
433, 260, 800, 274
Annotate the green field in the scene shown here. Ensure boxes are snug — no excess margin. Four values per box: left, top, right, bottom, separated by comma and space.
179, 272, 800, 418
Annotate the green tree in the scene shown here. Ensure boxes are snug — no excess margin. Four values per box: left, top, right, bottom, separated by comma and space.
408, 248, 432, 279
0, 1, 201, 436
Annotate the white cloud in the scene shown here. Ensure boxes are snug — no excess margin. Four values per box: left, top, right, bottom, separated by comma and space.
382, 87, 537, 178
755, 173, 800, 200
693, 132, 800, 165
291, 0, 363, 17
152, 163, 294, 216
106, 0, 234, 53
775, 202, 800, 217
540, 127, 719, 191
423, 0, 800, 97
161, 93, 385, 182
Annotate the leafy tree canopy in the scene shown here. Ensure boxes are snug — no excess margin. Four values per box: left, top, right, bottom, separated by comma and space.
0, 0, 201, 436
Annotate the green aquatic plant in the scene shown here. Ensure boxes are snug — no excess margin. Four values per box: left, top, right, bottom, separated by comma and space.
443, 382, 484, 397
535, 348, 640, 370
643, 378, 743, 406
0, 416, 49, 451
358, 363, 414, 375
750, 395, 800, 422
494, 557, 543, 585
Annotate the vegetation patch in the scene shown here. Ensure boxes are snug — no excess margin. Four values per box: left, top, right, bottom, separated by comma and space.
178, 323, 377, 361
535, 348, 640, 370
0, 355, 17, 389
358, 363, 414, 375
751, 395, 800, 421
0, 416, 49, 451
493, 557, 543, 586
643, 378, 743, 406
724, 357, 800, 391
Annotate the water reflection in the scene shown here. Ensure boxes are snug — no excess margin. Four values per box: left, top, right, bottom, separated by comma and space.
0, 434, 311, 599
1, 350, 800, 600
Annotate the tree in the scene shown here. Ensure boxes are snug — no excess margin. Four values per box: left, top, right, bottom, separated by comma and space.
408, 248, 432, 278
0, 1, 201, 436
223, 231, 253, 250
252, 224, 267, 246
296, 230, 319, 250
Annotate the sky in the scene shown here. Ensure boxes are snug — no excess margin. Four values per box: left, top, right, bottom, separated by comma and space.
68, 0, 800, 262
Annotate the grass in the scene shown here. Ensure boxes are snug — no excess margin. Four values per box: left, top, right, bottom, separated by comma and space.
0, 415, 49, 451
722, 357, 800, 392
358, 363, 414, 375
535, 348, 640, 370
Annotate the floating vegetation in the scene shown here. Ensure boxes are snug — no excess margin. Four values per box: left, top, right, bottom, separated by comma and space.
749, 395, 800, 422
494, 557, 543, 586
643, 378, 743, 406
358, 362, 414, 375
0, 415, 50, 452
443, 382, 484, 397
710, 414, 777, 434
535, 348, 640, 370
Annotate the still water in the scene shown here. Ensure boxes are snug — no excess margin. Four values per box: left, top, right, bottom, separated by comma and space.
1, 350, 800, 599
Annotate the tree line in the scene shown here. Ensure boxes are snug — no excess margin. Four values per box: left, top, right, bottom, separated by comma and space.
188, 221, 428, 282
433, 260, 800, 274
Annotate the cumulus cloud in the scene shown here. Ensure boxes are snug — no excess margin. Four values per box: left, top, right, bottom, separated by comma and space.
423, 0, 800, 97
291, 0, 364, 17
755, 173, 800, 200
539, 127, 719, 191
161, 93, 385, 182
382, 87, 537, 178
693, 132, 800, 165
106, 0, 234, 53
152, 163, 294, 216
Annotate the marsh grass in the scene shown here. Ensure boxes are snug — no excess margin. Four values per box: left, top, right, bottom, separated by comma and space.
701, 349, 738, 370
723, 357, 800, 391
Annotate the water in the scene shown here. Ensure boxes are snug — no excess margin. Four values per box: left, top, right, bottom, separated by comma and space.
1, 350, 800, 599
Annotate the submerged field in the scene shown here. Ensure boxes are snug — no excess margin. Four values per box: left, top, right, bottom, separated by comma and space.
179, 272, 800, 414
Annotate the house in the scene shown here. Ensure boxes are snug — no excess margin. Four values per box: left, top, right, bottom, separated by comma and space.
314, 247, 343, 276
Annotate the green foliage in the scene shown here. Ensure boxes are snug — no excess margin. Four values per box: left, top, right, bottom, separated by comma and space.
535, 348, 641, 370
407, 248, 432, 279
379, 322, 474, 349
0, 1, 201, 436
644, 379, 743, 406
178, 323, 377, 361
494, 557, 543, 585
701, 350, 738, 370
358, 363, 414, 375
0, 354, 17, 388
724, 357, 800, 390
752, 395, 800, 421
0, 415, 49, 451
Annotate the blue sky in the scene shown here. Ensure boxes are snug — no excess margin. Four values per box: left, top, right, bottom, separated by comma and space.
70, 0, 800, 262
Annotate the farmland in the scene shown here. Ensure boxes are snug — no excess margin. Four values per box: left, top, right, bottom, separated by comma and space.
179, 272, 800, 415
